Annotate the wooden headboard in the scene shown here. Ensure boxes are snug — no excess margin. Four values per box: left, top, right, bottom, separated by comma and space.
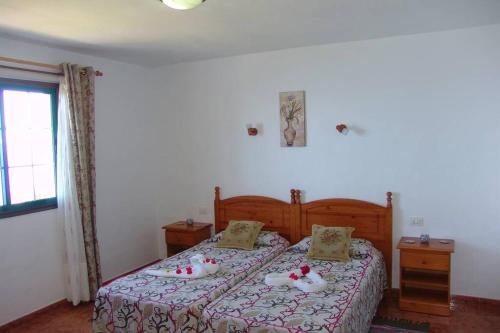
296, 191, 393, 287
214, 187, 299, 241
213, 187, 393, 286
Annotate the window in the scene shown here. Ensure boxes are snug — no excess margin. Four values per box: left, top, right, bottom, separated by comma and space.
0, 79, 58, 218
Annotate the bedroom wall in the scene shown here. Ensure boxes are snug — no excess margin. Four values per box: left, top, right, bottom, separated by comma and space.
0, 37, 160, 325
152, 24, 500, 299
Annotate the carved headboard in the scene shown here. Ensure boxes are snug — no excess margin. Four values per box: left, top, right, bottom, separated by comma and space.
296, 191, 393, 287
214, 187, 299, 242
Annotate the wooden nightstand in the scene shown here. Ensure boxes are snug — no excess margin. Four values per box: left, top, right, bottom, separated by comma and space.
397, 237, 455, 316
162, 222, 212, 257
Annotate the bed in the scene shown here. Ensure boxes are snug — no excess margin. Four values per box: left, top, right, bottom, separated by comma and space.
201, 191, 393, 333
92, 187, 298, 333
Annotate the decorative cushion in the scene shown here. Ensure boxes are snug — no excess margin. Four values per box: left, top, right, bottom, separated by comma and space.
216, 220, 265, 250
307, 225, 355, 261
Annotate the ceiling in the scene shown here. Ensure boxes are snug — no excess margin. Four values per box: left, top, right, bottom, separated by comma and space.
0, 0, 499, 67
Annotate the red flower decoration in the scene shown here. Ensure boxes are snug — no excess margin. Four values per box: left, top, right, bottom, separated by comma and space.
205, 258, 211, 263
289, 273, 299, 281
176, 268, 182, 274
186, 266, 193, 275
211, 259, 216, 264
300, 265, 310, 275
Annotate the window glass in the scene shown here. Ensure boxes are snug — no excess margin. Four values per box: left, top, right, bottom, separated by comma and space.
0, 80, 58, 217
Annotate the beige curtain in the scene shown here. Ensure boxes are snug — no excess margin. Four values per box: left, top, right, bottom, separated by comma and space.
62, 63, 101, 298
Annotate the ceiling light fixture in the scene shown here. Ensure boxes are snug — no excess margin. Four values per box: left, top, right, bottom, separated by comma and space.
161, 0, 206, 10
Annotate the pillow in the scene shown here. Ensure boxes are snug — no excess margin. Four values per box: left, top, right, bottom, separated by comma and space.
255, 231, 286, 247
207, 231, 223, 243
209, 230, 282, 247
216, 220, 264, 250
349, 238, 373, 259
307, 225, 355, 261
291, 236, 373, 258
290, 236, 311, 252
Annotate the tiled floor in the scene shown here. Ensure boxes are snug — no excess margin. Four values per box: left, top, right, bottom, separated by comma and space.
2, 302, 93, 333
377, 295, 500, 333
2, 295, 500, 333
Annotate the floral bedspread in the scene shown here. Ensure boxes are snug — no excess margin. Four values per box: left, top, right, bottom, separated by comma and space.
92, 233, 289, 333
201, 238, 387, 333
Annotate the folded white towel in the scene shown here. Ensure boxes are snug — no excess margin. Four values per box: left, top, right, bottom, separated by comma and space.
145, 254, 220, 279
264, 265, 327, 293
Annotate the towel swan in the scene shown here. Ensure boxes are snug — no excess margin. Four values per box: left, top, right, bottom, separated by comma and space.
145, 254, 220, 279
264, 265, 327, 292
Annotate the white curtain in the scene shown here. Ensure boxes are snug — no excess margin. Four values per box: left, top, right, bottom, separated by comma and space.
57, 77, 90, 305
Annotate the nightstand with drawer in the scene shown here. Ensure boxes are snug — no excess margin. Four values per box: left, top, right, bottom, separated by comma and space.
397, 237, 455, 316
162, 221, 212, 257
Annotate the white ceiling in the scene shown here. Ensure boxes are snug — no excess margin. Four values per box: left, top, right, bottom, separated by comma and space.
0, 0, 499, 67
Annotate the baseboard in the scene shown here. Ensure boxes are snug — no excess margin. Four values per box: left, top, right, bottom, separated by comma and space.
0, 299, 69, 331
0, 259, 162, 330
102, 258, 161, 286
453, 294, 500, 306
389, 288, 500, 305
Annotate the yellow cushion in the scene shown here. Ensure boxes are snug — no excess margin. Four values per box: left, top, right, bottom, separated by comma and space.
217, 220, 265, 250
307, 225, 354, 261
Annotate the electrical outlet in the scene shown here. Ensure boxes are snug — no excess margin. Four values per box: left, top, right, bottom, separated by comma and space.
409, 216, 424, 227
198, 207, 208, 215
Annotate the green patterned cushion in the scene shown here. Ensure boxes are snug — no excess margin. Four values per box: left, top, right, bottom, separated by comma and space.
217, 220, 265, 250
307, 225, 354, 261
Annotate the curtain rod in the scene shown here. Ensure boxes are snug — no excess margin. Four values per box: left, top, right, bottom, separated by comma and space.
0, 56, 104, 77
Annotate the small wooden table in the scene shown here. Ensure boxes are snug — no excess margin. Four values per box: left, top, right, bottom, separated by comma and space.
162, 221, 212, 257
397, 236, 455, 316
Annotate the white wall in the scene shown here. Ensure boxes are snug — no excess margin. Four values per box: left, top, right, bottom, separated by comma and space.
0, 37, 160, 325
153, 24, 500, 299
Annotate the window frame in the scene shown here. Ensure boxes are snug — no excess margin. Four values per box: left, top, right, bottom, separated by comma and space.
0, 78, 59, 219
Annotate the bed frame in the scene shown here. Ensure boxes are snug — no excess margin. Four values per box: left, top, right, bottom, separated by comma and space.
214, 186, 393, 287
296, 190, 393, 288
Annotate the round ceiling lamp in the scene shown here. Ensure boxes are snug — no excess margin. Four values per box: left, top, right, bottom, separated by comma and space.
161, 0, 206, 10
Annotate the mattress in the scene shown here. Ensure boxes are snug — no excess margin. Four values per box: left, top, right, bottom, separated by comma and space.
201, 238, 386, 333
92, 232, 289, 333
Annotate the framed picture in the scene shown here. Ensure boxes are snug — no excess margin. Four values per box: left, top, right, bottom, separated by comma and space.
280, 91, 305, 147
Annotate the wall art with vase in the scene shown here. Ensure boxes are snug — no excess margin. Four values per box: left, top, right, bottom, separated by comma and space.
280, 91, 306, 147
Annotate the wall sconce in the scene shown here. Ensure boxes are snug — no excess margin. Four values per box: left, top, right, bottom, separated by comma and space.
336, 124, 349, 135
246, 124, 258, 136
